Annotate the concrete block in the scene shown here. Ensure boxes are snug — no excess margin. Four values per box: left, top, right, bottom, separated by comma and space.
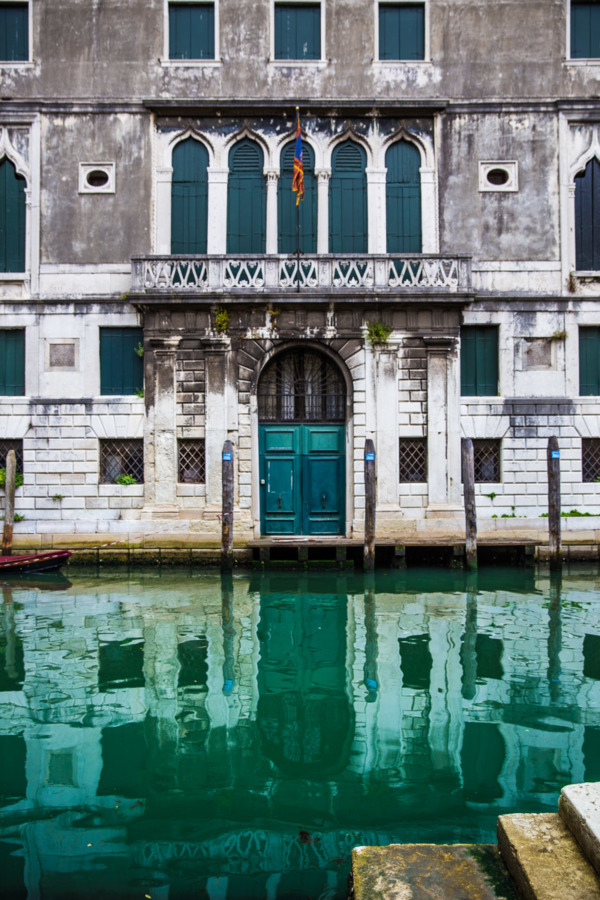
560, 783, 600, 877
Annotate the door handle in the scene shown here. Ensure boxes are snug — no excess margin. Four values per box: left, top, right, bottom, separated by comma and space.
278, 494, 282, 510
322, 493, 327, 509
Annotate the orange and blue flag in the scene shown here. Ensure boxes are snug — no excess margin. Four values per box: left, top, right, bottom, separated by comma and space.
292, 115, 304, 206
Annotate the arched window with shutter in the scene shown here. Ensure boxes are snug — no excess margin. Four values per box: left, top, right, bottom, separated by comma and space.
575, 157, 600, 271
227, 139, 266, 253
171, 139, 209, 254
278, 140, 316, 253
329, 140, 367, 253
386, 140, 422, 253
0, 158, 26, 273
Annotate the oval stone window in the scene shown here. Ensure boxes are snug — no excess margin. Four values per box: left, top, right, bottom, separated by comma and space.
486, 168, 510, 187
86, 169, 110, 188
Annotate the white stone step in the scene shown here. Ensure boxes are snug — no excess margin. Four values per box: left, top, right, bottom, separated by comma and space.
559, 782, 600, 877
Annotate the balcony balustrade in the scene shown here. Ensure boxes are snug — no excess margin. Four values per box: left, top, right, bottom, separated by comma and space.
131, 254, 471, 295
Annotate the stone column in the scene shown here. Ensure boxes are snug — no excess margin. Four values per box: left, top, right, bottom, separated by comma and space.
265, 170, 279, 254
375, 346, 399, 507
156, 166, 173, 254
315, 168, 331, 254
425, 336, 462, 515
366, 167, 387, 254
420, 167, 438, 253
147, 337, 180, 508
205, 343, 229, 508
207, 167, 229, 254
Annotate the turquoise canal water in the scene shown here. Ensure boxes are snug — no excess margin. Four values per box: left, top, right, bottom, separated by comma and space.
1, 567, 600, 898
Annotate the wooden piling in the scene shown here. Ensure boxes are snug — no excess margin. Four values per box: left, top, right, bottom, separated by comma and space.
364, 439, 376, 571
221, 440, 234, 572
462, 438, 477, 570
2, 450, 17, 557
547, 436, 562, 569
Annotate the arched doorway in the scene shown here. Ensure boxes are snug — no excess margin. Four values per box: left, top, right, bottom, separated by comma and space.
258, 348, 346, 535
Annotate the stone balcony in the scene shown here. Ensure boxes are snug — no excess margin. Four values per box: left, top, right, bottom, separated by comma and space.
130, 254, 472, 297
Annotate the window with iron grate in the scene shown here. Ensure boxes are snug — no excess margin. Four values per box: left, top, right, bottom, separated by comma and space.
258, 349, 346, 422
178, 439, 206, 483
0, 439, 23, 474
399, 438, 427, 482
99, 440, 144, 484
582, 438, 600, 481
473, 440, 501, 483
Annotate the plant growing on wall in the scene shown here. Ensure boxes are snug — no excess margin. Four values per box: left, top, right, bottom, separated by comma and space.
0, 469, 23, 489
134, 342, 144, 357
115, 474, 137, 485
214, 307, 230, 334
366, 321, 393, 346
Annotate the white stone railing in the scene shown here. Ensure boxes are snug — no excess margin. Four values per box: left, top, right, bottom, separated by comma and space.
131, 254, 471, 294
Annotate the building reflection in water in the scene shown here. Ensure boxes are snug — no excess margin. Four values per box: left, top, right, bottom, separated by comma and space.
0, 568, 600, 899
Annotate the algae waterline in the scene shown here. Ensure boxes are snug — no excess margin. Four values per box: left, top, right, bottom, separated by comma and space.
1, 567, 599, 898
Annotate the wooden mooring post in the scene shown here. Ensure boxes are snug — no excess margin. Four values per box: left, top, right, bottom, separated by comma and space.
547, 436, 562, 569
462, 438, 477, 570
221, 440, 234, 572
364, 439, 376, 571
1, 450, 17, 556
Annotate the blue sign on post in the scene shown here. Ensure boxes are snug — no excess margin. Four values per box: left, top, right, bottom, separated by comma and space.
551, 450, 560, 459
222, 452, 232, 461
365, 452, 375, 461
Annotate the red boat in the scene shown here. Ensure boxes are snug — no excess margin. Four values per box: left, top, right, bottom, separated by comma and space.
0, 550, 72, 574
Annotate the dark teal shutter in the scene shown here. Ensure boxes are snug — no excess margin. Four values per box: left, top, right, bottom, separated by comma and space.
579, 327, 600, 394
329, 141, 367, 253
461, 327, 498, 396
227, 139, 266, 253
100, 328, 143, 396
0, 158, 26, 274
278, 140, 316, 253
571, 1, 600, 58
169, 3, 215, 59
274, 3, 320, 59
0, 4, 28, 62
575, 158, 600, 271
171, 139, 209, 253
0, 330, 25, 395
379, 3, 425, 61
386, 140, 422, 252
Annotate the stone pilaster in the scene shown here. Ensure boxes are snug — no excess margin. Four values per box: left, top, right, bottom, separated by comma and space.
265, 170, 279, 254
207, 167, 229, 253
205, 343, 229, 508
315, 168, 331, 254
424, 335, 462, 515
375, 346, 399, 507
366, 167, 387, 254
144, 337, 180, 510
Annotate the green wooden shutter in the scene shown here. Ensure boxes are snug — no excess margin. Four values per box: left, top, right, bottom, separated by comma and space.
386, 140, 422, 252
0, 158, 26, 274
278, 140, 317, 253
0, 4, 28, 62
274, 3, 320, 59
100, 328, 143, 396
171, 139, 209, 253
571, 1, 600, 58
580, 327, 600, 394
329, 141, 367, 253
0, 330, 25, 395
461, 326, 498, 396
575, 158, 600, 271
379, 3, 425, 61
227, 139, 266, 253
169, 3, 215, 59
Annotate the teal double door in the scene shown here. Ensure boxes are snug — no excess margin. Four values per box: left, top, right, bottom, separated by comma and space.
259, 424, 345, 535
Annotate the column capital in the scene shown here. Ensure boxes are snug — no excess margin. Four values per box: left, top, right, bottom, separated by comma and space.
423, 335, 458, 354
149, 336, 181, 353
265, 169, 280, 182
315, 168, 332, 181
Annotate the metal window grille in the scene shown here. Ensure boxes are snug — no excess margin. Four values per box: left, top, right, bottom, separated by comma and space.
100, 439, 144, 484
258, 349, 346, 423
399, 438, 427, 482
582, 439, 600, 482
0, 439, 23, 473
473, 440, 501, 483
178, 439, 206, 484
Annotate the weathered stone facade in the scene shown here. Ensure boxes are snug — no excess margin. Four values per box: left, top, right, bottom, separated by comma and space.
2, 0, 600, 542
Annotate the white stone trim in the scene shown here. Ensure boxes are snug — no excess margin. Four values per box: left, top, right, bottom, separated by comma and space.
460, 416, 510, 440
0, 0, 33, 64
0, 415, 30, 439
90, 414, 145, 440
78, 162, 115, 194
161, 0, 220, 62
0, 117, 40, 298
374, 0, 430, 62
269, 0, 325, 62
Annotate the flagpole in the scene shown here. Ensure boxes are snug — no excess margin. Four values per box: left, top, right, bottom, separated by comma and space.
296, 107, 301, 293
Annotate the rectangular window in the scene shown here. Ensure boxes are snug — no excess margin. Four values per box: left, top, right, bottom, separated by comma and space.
274, 2, 321, 60
99, 439, 144, 485
582, 438, 600, 481
0, 3, 28, 62
460, 326, 499, 396
379, 2, 425, 61
571, 1, 600, 58
169, 2, 215, 59
0, 439, 23, 476
178, 439, 206, 483
0, 330, 25, 395
580, 327, 600, 394
99, 327, 143, 396
399, 438, 427, 482
473, 439, 501, 483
